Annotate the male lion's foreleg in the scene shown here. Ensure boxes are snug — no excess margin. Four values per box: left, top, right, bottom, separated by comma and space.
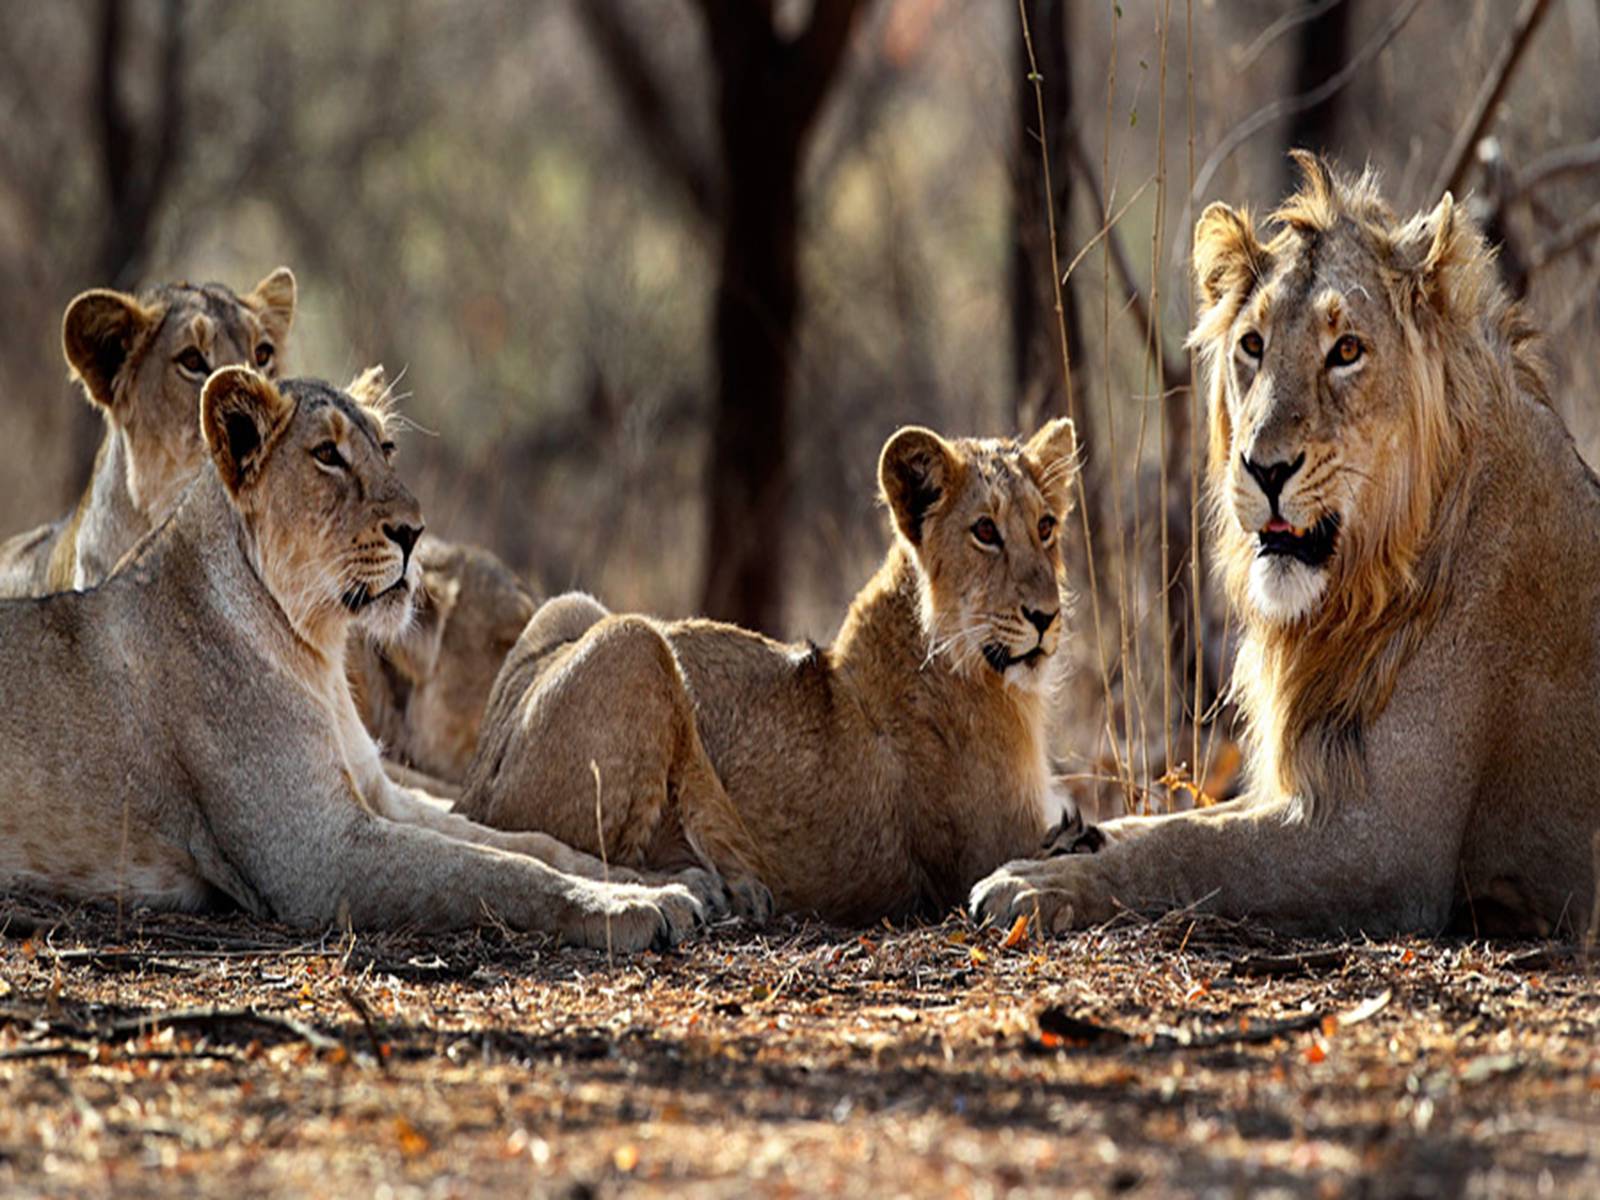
971, 798, 1459, 936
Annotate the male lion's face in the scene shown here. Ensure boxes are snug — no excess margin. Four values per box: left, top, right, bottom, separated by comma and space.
1192, 153, 1460, 627
199, 367, 425, 649
62, 269, 296, 524
879, 418, 1077, 692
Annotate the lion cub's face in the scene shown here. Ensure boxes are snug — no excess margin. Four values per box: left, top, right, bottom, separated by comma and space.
200, 367, 424, 649
1193, 154, 1458, 625
879, 418, 1077, 691
63, 270, 296, 523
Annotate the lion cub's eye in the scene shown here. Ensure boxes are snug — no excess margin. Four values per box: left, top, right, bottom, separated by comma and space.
972, 517, 1002, 547
1326, 334, 1363, 368
310, 442, 347, 470
1038, 514, 1057, 542
1239, 331, 1264, 360
175, 348, 210, 376
254, 342, 274, 368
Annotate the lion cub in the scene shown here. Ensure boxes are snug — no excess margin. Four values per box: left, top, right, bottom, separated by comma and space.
456, 419, 1083, 924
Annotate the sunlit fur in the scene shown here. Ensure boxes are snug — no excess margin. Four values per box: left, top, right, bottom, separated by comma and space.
1189, 151, 1546, 814
0, 270, 296, 596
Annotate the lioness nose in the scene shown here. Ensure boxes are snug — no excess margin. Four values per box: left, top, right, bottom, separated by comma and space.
1242, 452, 1305, 506
1022, 606, 1057, 635
384, 522, 423, 560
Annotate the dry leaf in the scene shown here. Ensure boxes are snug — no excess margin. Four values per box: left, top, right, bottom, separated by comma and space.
1001, 913, 1030, 949
613, 1144, 640, 1172
394, 1116, 430, 1159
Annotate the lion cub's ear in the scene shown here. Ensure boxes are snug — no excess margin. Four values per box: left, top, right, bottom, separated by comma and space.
201, 367, 294, 497
62, 289, 159, 411
247, 267, 297, 344
1192, 202, 1265, 312
880, 426, 961, 547
1023, 417, 1078, 513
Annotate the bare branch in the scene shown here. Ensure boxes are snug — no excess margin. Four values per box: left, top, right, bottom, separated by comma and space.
1527, 199, 1600, 278
1428, 0, 1555, 200
1236, 0, 1346, 75
574, 3, 718, 222
1513, 137, 1600, 204
790, 0, 868, 131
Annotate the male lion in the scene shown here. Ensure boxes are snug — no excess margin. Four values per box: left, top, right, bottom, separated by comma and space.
972, 153, 1600, 938
0, 269, 296, 595
0, 366, 709, 949
455, 418, 1085, 924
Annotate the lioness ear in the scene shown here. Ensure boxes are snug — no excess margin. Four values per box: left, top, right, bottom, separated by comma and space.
345, 364, 388, 410
200, 367, 294, 496
880, 426, 960, 547
1192, 202, 1265, 312
1023, 417, 1078, 512
247, 267, 297, 344
62, 289, 159, 411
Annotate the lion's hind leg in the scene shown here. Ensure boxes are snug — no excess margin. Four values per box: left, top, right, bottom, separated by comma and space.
459, 612, 771, 923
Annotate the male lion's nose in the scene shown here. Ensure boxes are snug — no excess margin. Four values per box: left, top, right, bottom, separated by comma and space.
1022, 606, 1058, 636
384, 521, 423, 562
1242, 452, 1305, 507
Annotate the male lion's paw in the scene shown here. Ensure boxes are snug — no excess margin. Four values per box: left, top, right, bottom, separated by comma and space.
968, 856, 1113, 934
561, 880, 706, 952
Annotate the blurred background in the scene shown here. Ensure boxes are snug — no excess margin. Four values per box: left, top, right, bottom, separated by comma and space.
3, 0, 1598, 811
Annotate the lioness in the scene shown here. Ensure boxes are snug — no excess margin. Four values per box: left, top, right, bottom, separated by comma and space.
0, 269, 296, 596
0, 366, 708, 949
348, 534, 537, 785
972, 153, 1600, 938
455, 419, 1084, 924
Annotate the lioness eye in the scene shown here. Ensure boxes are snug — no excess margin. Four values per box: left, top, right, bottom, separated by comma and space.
1038, 515, 1056, 542
1327, 334, 1363, 368
972, 517, 1001, 547
176, 348, 210, 375
1239, 331, 1264, 359
254, 342, 274, 368
310, 442, 346, 469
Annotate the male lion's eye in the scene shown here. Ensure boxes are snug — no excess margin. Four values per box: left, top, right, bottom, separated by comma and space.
380, 440, 396, 460
1327, 334, 1363, 368
254, 342, 274, 368
310, 442, 346, 469
176, 348, 210, 375
1239, 331, 1264, 359
972, 517, 1001, 547
1038, 515, 1057, 542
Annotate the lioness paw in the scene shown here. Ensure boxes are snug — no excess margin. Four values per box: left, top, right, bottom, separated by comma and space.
728, 876, 775, 926
561, 881, 705, 952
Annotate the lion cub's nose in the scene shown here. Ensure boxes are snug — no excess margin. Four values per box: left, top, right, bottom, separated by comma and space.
1022, 606, 1058, 635
384, 522, 423, 562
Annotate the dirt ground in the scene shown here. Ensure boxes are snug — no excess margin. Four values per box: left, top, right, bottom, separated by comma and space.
0, 892, 1596, 1199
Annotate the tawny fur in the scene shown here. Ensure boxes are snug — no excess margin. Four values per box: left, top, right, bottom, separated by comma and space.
972, 153, 1599, 939
347, 535, 538, 784
455, 419, 1083, 925
0, 367, 713, 951
0, 269, 297, 596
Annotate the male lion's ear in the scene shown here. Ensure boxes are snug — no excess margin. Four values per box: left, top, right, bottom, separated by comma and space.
1192, 202, 1265, 311
1023, 417, 1078, 512
880, 426, 960, 547
1396, 192, 1489, 317
62, 289, 159, 411
247, 267, 297, 344
200, 367, 294, 496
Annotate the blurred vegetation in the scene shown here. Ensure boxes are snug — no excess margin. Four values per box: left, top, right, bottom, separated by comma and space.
4, 0, 1600, 807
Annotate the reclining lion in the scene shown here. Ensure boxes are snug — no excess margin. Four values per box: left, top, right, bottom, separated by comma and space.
0, 366, 708, 949
455, 418, 1085, 924
0, 269, 296, 596
972, 153, 1600, 938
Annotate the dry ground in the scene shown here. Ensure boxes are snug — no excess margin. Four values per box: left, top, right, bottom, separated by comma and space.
0, 892, 1596, 1199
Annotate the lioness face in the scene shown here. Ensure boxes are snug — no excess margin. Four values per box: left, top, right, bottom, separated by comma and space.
1193, 155, 1449, 627
62, 270, 296, 526
880, 419, 1077, 691
200, 367, 424, 649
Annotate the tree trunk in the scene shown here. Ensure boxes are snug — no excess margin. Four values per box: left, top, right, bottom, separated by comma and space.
1282, 0, 1354, 184
694, 0, 865, 635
